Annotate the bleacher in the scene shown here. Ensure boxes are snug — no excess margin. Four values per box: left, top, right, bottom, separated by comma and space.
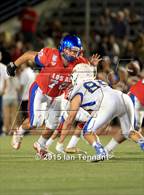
49, 0, 144, 33
1, 0, 144, 33
0, 0, 46, 24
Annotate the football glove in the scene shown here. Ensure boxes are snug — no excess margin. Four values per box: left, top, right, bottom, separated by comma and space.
7, 62, 17, 77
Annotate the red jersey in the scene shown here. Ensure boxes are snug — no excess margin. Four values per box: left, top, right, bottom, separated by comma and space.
129, 79, 144, 105
35, 48, 88, 97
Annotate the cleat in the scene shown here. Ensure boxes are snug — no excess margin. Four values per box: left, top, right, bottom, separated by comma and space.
35, 152, 53, 160
92, 143, 108, 162
11, 131, 23, 150
95, 143, 106, 155
33, 141, 46, 153
34, 151, 49, 160
140, 142, 144, 150
35, 149, 48, 160
137, 137, 144, 151
33, 142, 54, 159
33, 142, 47, 159
137, 138, 144, 151
65, 147, 87, 155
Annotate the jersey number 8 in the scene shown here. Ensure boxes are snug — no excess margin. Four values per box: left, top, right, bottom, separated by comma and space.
83, 81, 100, 93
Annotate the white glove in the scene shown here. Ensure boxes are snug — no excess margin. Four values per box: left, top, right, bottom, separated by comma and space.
56, 142, 65, 153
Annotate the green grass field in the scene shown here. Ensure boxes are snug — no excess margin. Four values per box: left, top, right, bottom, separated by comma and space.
0, 135, 143, 195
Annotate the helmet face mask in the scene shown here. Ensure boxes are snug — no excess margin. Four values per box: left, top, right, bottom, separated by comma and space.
59, 35, 82, 62
63, 47, 81, 62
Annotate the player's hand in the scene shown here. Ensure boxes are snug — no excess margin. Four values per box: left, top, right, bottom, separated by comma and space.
56, 142, 65, 153
7, 62, 17, 77
89, 54, 102, 66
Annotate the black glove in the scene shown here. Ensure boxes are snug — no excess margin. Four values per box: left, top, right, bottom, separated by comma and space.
7, 62, 17, 77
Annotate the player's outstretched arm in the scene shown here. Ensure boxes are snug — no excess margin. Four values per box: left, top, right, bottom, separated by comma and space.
7, 51, 38, 77
14, 51, 38, 66
60, 95, 81, 143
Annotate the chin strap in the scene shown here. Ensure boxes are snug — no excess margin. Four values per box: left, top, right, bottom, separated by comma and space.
62, 53, 76, 62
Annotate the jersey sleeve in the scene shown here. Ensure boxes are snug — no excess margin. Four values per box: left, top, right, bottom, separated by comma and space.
34, 48, 50, 67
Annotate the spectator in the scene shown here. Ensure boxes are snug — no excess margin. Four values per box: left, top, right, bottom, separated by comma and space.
112, 11, 129, 40
11, 40, 24, 61
0, 52, 9, 135
135, 33, 144, 66
3, 75, 20, 135
18, 2, 39, 45
19, 63, 36, 122
113, 66, 129, 92
122, 41, 139, 61
0, 32, 11, 64
97, 35, 109, 57
107, 35, 120, 58
97, 56, 113, 82
95, 8, 113, 36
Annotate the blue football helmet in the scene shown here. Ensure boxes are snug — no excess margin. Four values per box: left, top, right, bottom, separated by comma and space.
59, 35, 82, 62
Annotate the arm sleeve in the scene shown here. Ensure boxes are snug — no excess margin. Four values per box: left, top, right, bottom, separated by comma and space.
34, 55, 44, 67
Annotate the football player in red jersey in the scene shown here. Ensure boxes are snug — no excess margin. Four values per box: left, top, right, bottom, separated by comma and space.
7, 34, 101, 150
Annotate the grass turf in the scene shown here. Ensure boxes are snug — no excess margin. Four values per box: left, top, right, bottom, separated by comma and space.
0, 135, 143, 195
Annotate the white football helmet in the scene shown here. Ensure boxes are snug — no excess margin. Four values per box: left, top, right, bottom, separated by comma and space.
71, 63, 95, 86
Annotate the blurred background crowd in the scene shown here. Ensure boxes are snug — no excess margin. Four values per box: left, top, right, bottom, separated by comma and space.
0, 0, 144, 135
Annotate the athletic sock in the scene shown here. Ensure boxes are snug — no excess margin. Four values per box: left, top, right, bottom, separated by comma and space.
92, 141, 103, 148
66, 135, 80, 148
17, 125, 26, 136
37, 136, 47, 148
92, 141, 97, 148
46, 138, 54, 148
104, 138, 119, 153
